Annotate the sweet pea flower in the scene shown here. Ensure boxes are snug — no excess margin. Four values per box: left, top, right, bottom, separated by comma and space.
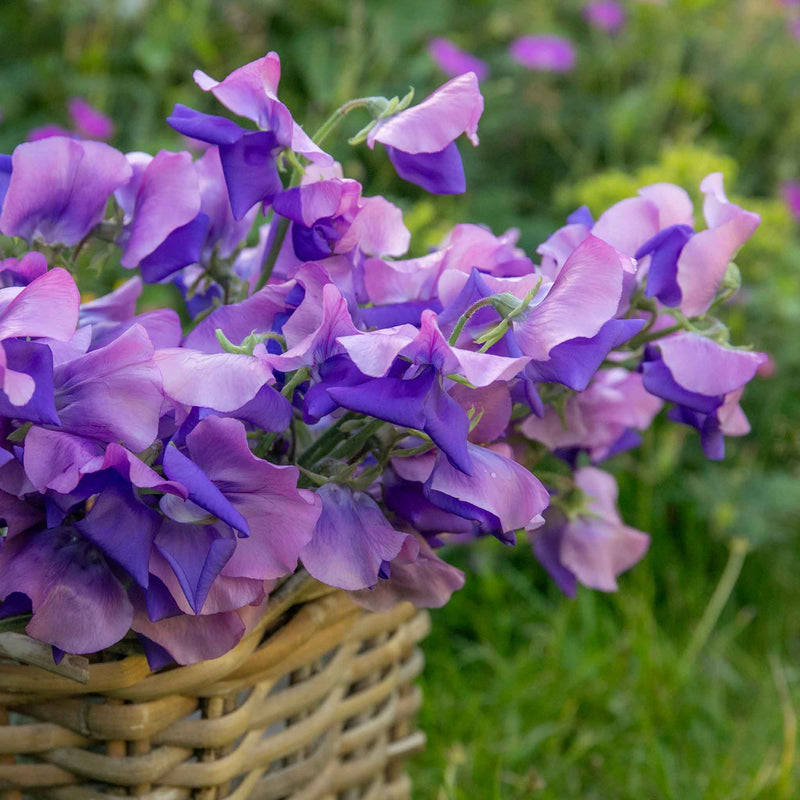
115, 150, 208, 282
782, 181, 800, 220
367, 73, 484, 194
0, 137, 131, 246
350, 534, 465, 611
299, 483, 412, 591
635, 174, 760, 316
509, 35, 576, 73
533, 467, 650, 595
428, 38, 490, 81
583, 1, 627, 33
68, 97, 114, 141
0, 267, 80, 406
0, 525, 134, 653
521, 369, 663, 462
168, 52, 331, 220
641, 332, 766, 458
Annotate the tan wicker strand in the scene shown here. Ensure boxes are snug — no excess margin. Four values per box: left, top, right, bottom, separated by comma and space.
0, 578, 429, 800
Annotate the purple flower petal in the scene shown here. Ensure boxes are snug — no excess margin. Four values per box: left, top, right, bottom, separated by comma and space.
166, 104, 246, 146
428, 38, 490, 81
0, 267, 79, 343
155, 349, 274, 412
154, 519, 237, 614
0, 526, 133, 654
181, 417, 321, 579
386, 142, 466, 194
161, 441, 250, 534
368, 72, 483, 153
219, 131, 284, 220
424, 444, 549, 539
54, 324, 163, 450
300, 483, 411, 590
120, 150, 202, 269
0, 138, 131, 246
513, 236, 625, 361
0, 341, 59, 424
76, 476, 161, 588
509, 36, 576, 73
132, 605, 245, 665
350, 534, 465, 610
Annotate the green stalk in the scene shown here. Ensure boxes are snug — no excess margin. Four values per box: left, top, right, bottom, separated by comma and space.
679, 536, 749, 678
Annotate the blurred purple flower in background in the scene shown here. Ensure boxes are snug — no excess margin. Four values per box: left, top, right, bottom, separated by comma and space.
428, 38, 490, 81
68, 98, 114, 140
782, 181, 800, 218
509, 35, 576, 73
583, 1, 627, 33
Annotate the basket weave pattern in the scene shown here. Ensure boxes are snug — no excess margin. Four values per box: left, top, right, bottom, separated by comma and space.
0, 574, 430, 799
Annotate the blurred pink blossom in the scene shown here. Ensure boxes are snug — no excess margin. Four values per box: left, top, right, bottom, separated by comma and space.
428, 38, 489, 81
509, 35, 576, 73
584, 1, 627, 33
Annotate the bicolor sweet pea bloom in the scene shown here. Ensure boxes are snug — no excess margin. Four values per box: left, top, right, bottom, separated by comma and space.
332, 309, 528, 472
386, 444, 549, 543
641, 332, 766, 458
167, 52, 331, 220
509, 36, 576, 73
0, 267, 80, 406
533, 467, 650, 595
115, 150, 208, 282
0, 137, 131, 246
428, 38, 490, 81
366, 73, 484, 194
635, 174, 760, 316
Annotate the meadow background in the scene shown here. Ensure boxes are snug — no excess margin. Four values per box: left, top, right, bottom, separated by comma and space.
2, 0, 799, 796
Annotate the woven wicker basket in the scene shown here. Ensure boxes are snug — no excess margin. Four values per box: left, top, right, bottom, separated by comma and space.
0, 572, 430, 799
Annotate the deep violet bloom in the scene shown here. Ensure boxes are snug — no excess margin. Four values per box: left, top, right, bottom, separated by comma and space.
366, 73, 484, 194
332, 310, 528, 472
0, 137, 131, 246
533, 467, 650, 596
428, 38, 490, 81
0, 526, 133, 653
68, 97, 114, 140
583, 1, 627, 33
300, 483, 412, 591
509, 36, 576, 73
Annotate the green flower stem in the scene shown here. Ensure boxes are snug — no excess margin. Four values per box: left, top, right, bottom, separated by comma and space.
679, 536, 749, 679
312, 96, 381, 146
296, 411, 358, 469
447, 298, 499, 346
281, 367, 310, 400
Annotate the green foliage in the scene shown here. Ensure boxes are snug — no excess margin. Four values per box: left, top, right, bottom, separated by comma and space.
2, 1, 800, 796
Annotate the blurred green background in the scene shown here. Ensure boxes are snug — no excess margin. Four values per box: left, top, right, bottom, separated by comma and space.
2, 0, 799, 796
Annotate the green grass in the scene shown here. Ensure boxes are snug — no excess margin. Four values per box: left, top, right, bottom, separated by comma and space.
413, 505, 800, 799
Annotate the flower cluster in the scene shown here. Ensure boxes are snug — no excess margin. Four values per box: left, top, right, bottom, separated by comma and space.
0, 52, 764, 666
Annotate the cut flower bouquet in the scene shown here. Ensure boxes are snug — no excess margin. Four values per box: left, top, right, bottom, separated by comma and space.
0, 52, 765, 668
